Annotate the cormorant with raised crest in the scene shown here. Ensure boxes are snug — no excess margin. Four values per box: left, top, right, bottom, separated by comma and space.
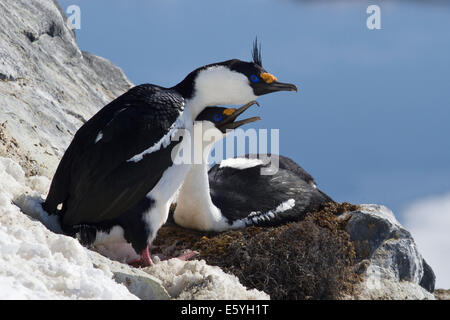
43, 40, 297, 266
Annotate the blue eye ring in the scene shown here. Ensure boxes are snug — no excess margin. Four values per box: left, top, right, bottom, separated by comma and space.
213, 114, 223, 122
250, 74, 259, 83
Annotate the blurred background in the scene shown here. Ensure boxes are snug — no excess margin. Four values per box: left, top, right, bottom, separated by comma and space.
57, 0, 450, 287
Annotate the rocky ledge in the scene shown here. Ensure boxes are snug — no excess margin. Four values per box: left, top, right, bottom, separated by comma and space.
0, 0, 132, 178
0, 0, 442, 300
153, 203, 436, 300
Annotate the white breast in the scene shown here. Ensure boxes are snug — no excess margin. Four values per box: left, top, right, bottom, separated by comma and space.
141, 122, 194, 243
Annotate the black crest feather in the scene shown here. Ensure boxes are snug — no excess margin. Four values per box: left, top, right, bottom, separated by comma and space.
252, 38, 262, 67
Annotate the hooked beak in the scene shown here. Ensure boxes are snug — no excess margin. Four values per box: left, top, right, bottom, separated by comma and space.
265, 81, 298, 93
217, 100, 261, 132
252, 77, 298, 96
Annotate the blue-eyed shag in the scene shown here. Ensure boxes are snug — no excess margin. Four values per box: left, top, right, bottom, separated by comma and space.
43, 42, 297, 266
174, 103, 333, 231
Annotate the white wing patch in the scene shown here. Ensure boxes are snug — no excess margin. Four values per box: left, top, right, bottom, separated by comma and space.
94, 131, 103, 144
219, 158, 264, 170
127, 110, 184, 163
244, 198, 296, 225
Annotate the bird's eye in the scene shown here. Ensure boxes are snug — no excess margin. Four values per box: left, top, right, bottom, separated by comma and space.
249, 74, 259, 83
213, 114, 223, 122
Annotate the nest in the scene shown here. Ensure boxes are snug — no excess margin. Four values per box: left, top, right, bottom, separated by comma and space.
153, 202, 361, 299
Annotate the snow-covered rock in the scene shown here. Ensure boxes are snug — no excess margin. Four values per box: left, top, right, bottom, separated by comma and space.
340, 204, 436, 300
0, 0, 270, 300
0, 156, 265, 299
0, 157, 139, 299
0, 0, 133, 178
0, 0, 155, 299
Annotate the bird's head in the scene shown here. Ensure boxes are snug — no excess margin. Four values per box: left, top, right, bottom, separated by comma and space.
189, 101, 260, 164
174, 39, 297, 117
195, 101, 261, 135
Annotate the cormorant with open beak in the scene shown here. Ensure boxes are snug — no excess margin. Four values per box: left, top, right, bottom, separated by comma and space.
174, 102, 333, 231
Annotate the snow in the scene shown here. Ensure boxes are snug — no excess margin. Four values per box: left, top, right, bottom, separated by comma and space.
0, 156, 271, 300
0, 157, 138, 300
147, 259, 269, 300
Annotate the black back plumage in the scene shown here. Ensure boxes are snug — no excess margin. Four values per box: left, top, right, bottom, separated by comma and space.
208, 154, 333, 227
43, 84, 184, 228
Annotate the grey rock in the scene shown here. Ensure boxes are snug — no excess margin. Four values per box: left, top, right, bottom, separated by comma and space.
340, 204, 436, 300
0, 0, 133, 177
420, 259, 436, 293
0, 0, 173, 300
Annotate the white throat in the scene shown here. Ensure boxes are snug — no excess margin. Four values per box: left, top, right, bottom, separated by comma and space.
187, 66, 257, 119
173, 142, 225, 231
173, 121, 231, 231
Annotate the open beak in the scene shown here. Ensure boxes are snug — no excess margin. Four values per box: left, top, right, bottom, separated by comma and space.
218, 101, 261, 132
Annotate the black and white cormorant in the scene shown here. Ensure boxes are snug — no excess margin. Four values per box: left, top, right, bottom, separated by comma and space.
42, 42, 297, 266
174, 103, 333, 231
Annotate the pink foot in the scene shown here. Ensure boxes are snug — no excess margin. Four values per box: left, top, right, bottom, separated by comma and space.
128, 246, 153, 268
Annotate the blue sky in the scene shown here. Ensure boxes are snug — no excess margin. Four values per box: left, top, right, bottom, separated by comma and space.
57, 0, 450, 222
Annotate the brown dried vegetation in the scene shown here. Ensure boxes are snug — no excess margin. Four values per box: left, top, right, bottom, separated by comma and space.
153, 202, 362, 299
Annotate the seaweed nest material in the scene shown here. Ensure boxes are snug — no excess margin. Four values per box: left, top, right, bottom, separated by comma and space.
152, 202, 361, 299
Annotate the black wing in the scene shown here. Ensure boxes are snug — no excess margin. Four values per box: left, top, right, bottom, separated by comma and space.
245, 154, 316, 185
208, 154, 333, 226
43, 84, 184, 226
